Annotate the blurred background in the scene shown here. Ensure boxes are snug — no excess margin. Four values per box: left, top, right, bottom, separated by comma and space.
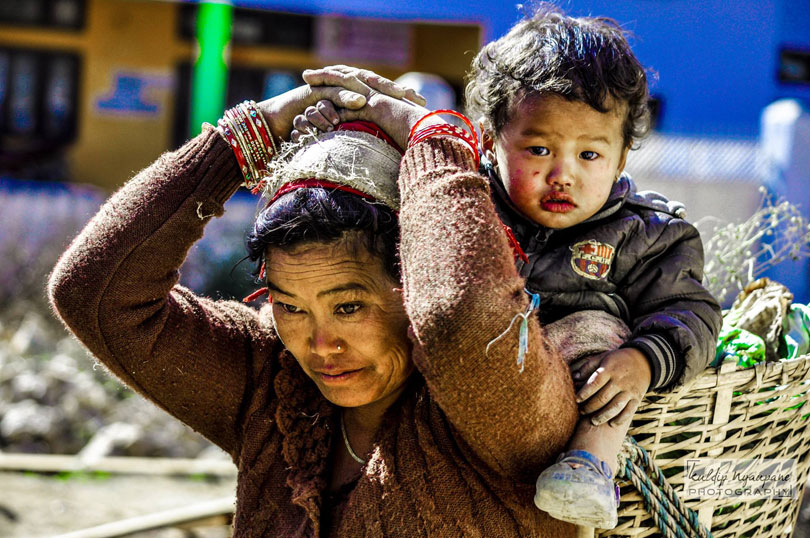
1, 0, 809, 536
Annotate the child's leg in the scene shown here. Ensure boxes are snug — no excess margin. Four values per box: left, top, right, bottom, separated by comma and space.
534, 414, 633, 529
567, 414, 632, 475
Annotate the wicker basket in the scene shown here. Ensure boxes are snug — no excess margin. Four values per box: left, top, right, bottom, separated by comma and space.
597, 354, 810, 538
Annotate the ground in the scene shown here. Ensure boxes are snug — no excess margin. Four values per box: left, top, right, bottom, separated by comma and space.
0, 471, 236, 537
4, 469, 810, 537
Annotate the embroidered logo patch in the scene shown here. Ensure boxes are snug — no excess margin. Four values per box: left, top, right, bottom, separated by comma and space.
570, 240, 615, 280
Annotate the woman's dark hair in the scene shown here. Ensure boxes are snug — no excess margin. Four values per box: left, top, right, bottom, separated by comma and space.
246, 188, 400, 282
465, 2, 652, 148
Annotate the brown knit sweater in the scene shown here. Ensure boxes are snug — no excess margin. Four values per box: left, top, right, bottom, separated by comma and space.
49, 128, 579, 537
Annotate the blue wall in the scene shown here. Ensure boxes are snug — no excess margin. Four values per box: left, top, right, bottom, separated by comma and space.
567, 0, 780, 138
229, 0, 810, 140
775, 0, 810, 107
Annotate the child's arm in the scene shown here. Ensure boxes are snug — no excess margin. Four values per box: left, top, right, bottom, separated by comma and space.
570, 347, 651, 426
616, 217, 722, 392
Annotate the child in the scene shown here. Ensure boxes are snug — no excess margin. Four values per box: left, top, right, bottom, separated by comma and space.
465, 4, 722, 529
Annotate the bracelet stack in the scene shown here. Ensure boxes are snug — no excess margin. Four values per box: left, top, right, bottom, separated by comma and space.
216, 100, 278, 192
407, 109, 480, 169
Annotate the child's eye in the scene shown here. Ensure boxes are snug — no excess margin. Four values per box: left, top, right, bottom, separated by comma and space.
528, 146, 549, 156
580, 151, 599, 160
278, 302, 303, 314
336, 302, 363, 315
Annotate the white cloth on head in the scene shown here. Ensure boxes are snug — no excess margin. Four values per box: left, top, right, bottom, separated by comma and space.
265, 130, 402, 210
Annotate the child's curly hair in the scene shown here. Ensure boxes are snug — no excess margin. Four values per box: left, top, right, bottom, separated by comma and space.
465, 3, 652, 148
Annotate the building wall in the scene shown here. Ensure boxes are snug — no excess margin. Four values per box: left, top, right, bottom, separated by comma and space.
73, 0, 188, 190
242, 0, 810, 139
0, 0, 480, 190
0, 0, 188, 188
3, 0, 808, 186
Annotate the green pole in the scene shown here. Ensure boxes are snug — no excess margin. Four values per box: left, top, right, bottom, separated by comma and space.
189, 1, 233, 136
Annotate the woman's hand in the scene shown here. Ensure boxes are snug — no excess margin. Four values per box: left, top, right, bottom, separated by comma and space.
302, 65, 427, 107
573, 348, 652, 427
293, 65, 440, 148
255, 85, 369, 142
291, 93, 432, 149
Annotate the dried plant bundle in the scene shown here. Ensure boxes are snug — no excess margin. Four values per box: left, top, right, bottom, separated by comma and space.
697, 187, 810, 304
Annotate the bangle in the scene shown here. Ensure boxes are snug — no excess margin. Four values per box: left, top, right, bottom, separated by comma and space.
215, 100, 277, 190
407, 109, 480, 169
217, 119, 252, 183
227, 108, 268, 178
226, 107, 266, 173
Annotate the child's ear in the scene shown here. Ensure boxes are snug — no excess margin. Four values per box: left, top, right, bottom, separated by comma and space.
616, 146, 630, 180
480, 123, 497, 165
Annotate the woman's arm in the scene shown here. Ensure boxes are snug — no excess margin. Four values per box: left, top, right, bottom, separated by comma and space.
48, 130, 271, 456
49, 85, 369, 456
398, 137, 578, 480
290, 83, 579, 480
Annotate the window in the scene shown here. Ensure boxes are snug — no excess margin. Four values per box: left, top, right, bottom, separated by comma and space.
0, 46, 80, 143
779, 48, 810, 85
178, 5, 314, 49
0, 0, 85, 31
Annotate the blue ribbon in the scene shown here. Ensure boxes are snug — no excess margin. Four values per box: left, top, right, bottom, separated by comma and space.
486, 289, 542, 373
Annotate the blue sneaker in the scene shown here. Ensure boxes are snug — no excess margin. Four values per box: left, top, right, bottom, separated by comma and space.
533, 450, 619, 529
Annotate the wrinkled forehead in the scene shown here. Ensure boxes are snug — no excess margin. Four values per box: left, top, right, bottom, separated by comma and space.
264, 236, 396, 297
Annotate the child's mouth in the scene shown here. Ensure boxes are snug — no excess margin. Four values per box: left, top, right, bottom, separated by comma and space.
540, 193, 576, 213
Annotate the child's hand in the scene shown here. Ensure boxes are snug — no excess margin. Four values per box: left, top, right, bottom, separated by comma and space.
573, 348, 652, 427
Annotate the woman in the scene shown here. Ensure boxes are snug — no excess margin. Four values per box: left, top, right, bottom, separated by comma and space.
49, 76, 617, 537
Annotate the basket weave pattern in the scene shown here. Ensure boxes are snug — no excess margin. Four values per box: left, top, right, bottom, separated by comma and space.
598, 355, 810, 537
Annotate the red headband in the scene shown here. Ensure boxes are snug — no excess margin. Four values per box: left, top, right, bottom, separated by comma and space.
268, 178, 377, 206
337, 120, 404, 155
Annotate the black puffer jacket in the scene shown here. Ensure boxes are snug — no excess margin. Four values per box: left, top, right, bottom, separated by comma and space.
487, 165, 722, 391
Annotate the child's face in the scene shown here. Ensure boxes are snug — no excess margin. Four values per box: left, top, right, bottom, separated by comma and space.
485, 94, 629, 229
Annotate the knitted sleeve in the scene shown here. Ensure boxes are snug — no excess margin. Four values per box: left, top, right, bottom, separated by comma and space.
48, 129, 280, 457
398, 137, 578, 481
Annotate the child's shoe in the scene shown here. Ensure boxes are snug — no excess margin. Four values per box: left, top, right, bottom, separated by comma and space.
533, 449, 619, 529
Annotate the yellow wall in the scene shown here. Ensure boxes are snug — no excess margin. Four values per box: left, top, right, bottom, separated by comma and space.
0, 0, 480, 190
0, 0, 188, 188
73, 0, 189, 189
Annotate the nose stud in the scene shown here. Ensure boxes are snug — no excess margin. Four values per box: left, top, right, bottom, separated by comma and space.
337, 345, 342, 351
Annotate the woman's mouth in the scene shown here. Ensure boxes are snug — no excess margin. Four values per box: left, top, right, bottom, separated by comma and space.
317, 369, 363, 383
540, 193, 576, 213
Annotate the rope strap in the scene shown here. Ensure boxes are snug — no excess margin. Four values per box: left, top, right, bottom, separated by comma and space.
619, 437, 713, 538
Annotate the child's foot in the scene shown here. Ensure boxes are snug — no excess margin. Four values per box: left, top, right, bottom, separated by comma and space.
533, 449, 619, 529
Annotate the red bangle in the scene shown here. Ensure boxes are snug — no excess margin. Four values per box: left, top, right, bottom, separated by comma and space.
407, 109, 480, 169
216, 100, 277, 190
218, 119, 252, 182
409, 124, 479, 166
241, 101, 272, 149
228, 108, 269, 176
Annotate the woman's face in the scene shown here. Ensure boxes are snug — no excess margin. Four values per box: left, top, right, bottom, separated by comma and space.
266, 236, 413, 411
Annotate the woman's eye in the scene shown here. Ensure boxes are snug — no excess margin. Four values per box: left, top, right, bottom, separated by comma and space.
336, 302, 363, 315
528, 146, 549, 156
279, 302, 302, 314
580, 151, 599, 161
